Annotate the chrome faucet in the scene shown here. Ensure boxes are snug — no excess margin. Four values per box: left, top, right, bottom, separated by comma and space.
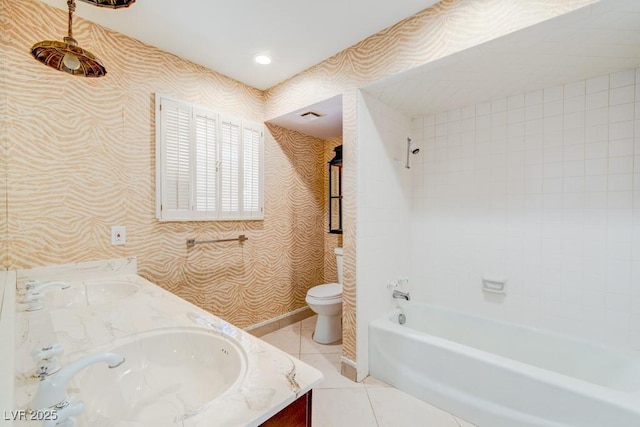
22, 281, 71, 311
30, 352, 125, 413
392, 290, 410, 301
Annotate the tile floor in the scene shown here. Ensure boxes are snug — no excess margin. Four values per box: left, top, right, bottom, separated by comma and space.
261, 316, 476, 427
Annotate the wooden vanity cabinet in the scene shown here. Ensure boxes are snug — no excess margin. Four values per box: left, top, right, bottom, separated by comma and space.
260, 390, 313, 426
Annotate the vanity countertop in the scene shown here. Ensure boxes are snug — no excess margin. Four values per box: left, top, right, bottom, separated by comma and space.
12, 258, 323, 426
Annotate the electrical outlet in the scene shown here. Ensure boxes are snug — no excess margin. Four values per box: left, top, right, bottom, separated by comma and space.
111, 226, 126, 245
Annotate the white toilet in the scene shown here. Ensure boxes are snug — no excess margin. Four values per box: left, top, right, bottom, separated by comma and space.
306, 247, 343, 344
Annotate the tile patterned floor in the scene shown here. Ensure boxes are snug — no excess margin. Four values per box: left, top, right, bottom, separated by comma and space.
261, 316, 476, 427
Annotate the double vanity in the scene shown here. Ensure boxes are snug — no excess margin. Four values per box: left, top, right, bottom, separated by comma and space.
3, 258, 323, 426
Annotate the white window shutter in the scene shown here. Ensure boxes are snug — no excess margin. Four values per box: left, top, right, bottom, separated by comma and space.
156, 94, 264, 221
219, 115, 241, 218
242, 121, 264, 218
193, 108, 218, 218
159, 98, 191, 220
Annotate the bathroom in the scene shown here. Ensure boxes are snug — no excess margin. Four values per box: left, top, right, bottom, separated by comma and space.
2, 0, 640, 426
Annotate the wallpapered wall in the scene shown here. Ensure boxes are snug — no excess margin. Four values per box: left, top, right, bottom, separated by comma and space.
263, 0, 597, 363
0, 0, 333, 328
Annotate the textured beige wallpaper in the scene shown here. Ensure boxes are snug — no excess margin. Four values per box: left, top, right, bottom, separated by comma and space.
1, 0, 329, 328
264, 0, 597, 362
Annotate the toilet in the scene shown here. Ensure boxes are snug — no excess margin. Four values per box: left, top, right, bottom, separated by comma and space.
305, 247, 343, 344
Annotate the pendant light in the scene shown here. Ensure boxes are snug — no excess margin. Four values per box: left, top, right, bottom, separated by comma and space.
79, 0, 135, 8
31, 0, 130, 77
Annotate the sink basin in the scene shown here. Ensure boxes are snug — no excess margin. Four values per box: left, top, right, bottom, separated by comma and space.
84, 280, 138, 305
72, 328, 247, 425
38, 279, 139, 309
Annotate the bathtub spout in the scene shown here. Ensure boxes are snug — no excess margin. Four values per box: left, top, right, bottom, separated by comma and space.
392, 290, 410, 301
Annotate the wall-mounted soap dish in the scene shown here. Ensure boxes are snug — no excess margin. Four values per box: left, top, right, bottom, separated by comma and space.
482, 276, 507, 295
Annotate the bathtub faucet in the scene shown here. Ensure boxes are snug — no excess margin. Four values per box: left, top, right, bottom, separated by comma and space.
392, 290, 410, 301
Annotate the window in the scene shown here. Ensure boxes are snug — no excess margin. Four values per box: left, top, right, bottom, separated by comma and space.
155, 94, 264, 221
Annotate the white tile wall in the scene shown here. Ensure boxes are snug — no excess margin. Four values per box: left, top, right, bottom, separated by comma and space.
356, 91, 413, 377
409, 67, 640, 351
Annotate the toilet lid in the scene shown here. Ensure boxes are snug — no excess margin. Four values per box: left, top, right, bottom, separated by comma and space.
308, 283, 342, 299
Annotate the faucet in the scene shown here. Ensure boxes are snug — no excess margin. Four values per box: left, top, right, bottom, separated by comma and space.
392, 290, 410, 301
32, 344, 64, 377
42, 397, 85, 427
30, 352, 125, 412
22, 281, 71, 311
25, 280, 71, 293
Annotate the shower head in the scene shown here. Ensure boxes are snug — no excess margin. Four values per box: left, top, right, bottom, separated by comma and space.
409, 139, 420, 155
405, 137, 420, 169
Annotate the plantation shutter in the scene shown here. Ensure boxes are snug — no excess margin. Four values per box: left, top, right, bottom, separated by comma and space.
156, 94, 264, 221
219, 115, 241, 218
160, 98, 191, 219
242, 122, 263, 218
194, 108, 218, 218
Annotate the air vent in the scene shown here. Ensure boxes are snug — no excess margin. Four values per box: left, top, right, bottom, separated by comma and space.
300, 111, 322, 121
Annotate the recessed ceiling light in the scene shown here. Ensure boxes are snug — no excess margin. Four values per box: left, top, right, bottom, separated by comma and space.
255, 55, 271, 65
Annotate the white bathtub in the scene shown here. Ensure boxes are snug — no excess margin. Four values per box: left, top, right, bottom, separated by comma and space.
369, 303, 640, 427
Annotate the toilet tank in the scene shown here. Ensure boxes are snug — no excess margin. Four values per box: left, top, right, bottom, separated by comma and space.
334, 247, 344, 284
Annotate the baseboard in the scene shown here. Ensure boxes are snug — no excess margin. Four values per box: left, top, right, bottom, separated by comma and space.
340, 356, 358, 382
245, 306, 314, 337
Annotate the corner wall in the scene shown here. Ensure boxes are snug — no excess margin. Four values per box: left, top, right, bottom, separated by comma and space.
355, 91, 412, 379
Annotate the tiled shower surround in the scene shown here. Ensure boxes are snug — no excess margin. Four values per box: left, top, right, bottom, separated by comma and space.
410, 68, 640, 350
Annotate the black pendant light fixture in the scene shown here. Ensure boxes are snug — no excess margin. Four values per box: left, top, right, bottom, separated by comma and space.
31, 0, 136, 77
328, 145, 343, 234
79, 0, 135, 8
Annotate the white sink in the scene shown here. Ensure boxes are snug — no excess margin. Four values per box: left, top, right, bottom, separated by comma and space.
40, 280, 139, 309
84, 280, 138, 305
72, 328, 247, 425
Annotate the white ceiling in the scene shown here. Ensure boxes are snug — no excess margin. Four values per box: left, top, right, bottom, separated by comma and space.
37, 0, 439, 90
364, 0, 640, 118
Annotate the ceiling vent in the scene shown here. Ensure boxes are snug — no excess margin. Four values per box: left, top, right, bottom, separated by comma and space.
299, 111, 322, 121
